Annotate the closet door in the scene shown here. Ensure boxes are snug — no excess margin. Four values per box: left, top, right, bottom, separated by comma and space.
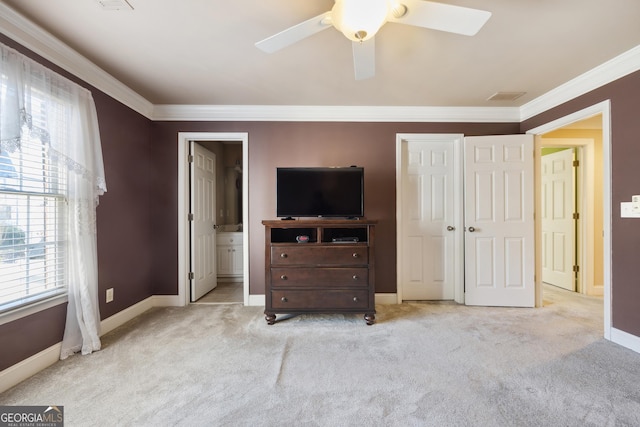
464, 135, 535, 307
397, 134, 464, 302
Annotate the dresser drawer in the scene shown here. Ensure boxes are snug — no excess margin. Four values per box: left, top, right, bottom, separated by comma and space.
270, 290, 370, 310
270, 267, 368, 288
271, 246, 368, 266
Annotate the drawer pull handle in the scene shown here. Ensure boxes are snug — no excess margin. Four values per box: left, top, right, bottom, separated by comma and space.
353, 297, 359, 302
280, 275, 287, 280
352, 275, 359, 280
281, 297, 288, 303
352, 253, 359, 258
280, 253, 288, 258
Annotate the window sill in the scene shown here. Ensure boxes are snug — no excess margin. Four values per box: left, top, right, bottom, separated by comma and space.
0, 293, 67, 326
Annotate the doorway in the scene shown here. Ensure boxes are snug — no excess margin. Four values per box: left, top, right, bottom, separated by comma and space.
527, 101, 611, 340
538, 134, 604, 297
177, 132, 249, 307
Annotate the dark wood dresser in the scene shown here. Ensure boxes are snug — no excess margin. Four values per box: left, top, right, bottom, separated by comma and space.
262, 219, 376, 325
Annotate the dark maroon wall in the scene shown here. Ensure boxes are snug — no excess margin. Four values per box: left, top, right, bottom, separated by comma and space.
521, 70, 640, 337
0, 305, 66, 370
150, 121, 520, 295
0, 34, 154, 370
93, 91, 154, 319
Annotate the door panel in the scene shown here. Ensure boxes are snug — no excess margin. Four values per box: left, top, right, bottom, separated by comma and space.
541, 148, 575, 291
190, 142, 217, 301
400, 135, 461, 300
464, 135, 535, 307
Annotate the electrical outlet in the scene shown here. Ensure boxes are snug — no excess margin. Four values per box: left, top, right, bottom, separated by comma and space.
106, 288, 114, 303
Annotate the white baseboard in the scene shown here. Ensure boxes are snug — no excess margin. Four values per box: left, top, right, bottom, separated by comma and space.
611, 327, 640, 354
100, 297, 155, 336
150, 294, 183, 307
375, 293, 398, 304
248, 294, 265, 307
0, 343, 61, 394
1, 296, 160, 393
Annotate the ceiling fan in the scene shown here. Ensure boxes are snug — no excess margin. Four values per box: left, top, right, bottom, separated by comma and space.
255, 0, 491, 80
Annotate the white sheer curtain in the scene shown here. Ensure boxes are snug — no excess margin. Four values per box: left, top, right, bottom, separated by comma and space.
0, 42, 107, 359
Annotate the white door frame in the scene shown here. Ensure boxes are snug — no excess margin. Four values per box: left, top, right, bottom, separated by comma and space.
525, 100, 612, 340
177, 132, 249, 306
396, 134, 465, 304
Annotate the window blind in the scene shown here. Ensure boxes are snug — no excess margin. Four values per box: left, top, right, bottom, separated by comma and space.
0, 104, 68, 312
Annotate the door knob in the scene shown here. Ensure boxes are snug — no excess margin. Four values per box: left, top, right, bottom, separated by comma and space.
468, 226, 476, 232
447, 226, 455, 231
213, 224, 220, 230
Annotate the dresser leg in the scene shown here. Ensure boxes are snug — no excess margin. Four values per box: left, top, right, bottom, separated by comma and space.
265, 313, 276, 325
364, 313, 376, 325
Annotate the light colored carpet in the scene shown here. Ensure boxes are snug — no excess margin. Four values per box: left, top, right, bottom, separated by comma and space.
2, 286, 639, 426
194, 281, 243, 304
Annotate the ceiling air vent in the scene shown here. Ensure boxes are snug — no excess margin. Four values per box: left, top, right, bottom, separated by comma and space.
487, 92, 526, 101
96, 0, 133, 10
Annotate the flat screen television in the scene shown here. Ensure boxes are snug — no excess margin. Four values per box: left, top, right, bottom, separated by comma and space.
276, 167, 364, 218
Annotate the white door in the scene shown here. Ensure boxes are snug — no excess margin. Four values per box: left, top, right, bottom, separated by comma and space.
464, 135, 535, 307
541, 148, 575, 291
190, 142, 218, 301
399, 135, 462, 301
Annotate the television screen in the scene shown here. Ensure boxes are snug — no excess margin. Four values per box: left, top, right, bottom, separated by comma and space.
276, 167, 364, 218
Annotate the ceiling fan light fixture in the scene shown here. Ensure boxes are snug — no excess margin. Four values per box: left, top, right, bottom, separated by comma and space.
332, 0, 391, 42
391, 3, 408, 18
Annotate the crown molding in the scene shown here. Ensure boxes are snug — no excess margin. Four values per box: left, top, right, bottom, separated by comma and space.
520, 44, 640, 121
151, 104, 521, 122
2, 2, 639, 124
0, 3, 154, 119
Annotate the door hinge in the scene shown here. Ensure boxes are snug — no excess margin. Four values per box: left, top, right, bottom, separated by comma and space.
573, 265, 579, 273
573, 212, 579, 220
573, 159, 579, 167
188, 272, 195, 280
188, 155, 194, 163
188, 213, 194, 221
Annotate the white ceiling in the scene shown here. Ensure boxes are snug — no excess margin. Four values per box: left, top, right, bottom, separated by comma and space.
2, 0, 640, 110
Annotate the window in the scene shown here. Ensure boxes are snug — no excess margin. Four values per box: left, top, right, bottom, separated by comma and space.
0, 91, 68, 313
1, 41, 105, 357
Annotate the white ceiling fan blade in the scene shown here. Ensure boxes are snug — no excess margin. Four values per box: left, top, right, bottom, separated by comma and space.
388, 0, 491, 36
352, 38, 375, 80
255, 11, 333, 53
